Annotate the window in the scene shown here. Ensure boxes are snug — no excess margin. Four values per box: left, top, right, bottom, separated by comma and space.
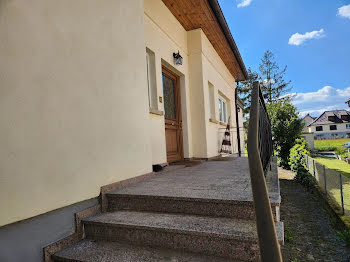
146, 48, 157, 109
316, 126, 323, 131
218, 96, 228, 123
341, 115, 349, 121
346, 124, 350, 129
328, 115, 335, 121
330, 125, 337, 130
208, 82, 215, 120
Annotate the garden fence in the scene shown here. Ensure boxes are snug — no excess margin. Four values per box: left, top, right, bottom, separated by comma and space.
305, 155, 349, 216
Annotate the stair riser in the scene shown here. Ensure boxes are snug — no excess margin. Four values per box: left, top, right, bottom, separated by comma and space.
84, 223, 259, 261
107, 195, 256, 220
107, 195, 279, 221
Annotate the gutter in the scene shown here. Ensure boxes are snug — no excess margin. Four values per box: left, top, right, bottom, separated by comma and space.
208, 0, 248, 80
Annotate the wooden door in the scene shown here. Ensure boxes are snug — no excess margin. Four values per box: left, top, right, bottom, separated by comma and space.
162, 67, 183, 163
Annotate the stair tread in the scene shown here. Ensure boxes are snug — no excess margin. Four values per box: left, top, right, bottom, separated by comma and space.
84, 211, 283, 242
52, 239, 240, 262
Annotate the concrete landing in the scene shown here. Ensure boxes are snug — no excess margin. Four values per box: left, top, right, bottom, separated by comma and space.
109, 157, 280, 204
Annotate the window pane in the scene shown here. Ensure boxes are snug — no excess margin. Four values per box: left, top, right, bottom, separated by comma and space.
162, 74, 176, 120
219, 99, 222, 121
223, 101, 227, 122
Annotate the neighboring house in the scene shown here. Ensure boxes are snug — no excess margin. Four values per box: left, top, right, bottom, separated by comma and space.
0, 0, 248, 260
302, 114, 315, 132
308, 110, 350, 139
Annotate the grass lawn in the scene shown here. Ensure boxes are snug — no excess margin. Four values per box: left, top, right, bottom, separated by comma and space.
314, 138, 350, 151
314, 156, 350, 216
314, 156, 350, 178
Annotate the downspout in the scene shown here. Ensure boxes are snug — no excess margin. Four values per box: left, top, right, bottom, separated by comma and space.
235, 83, 242, 157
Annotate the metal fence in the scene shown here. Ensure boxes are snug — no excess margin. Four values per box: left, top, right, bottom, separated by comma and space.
305, 155, 349, 216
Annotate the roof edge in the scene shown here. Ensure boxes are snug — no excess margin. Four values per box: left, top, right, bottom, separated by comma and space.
207, 0, 248, 81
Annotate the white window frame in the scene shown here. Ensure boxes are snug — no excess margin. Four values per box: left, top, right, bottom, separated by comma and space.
218, 95, 228, 123
146, 52, 151, 107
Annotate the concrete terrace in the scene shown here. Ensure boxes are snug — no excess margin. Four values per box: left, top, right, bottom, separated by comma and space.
110, 157, 280, 204
53, 157, 283, 262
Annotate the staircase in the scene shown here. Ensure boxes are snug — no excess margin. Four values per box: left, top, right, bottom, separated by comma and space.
52, 158, 283, 262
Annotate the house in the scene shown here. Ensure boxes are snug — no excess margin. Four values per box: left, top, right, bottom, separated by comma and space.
307, 110, 350, 139
302, 114, 315, 132
0, 0, 252, 261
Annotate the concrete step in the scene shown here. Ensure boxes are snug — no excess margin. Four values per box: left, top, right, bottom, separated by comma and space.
82, 211, 284, 261
106, 193, 257, 220
52, 239, 239, 262
106, 193, 280, 221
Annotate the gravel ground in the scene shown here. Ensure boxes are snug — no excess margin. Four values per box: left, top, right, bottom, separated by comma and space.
280, 177, 350, 261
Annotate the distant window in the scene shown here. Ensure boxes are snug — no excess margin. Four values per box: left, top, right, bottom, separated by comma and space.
316, 126, 323, 131
346, 124, 350, 129
341, 115, 349, 121
330, 125, 337, 130
328, 116, 335, 121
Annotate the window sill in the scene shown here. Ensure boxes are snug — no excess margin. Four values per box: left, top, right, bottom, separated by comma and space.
149, 108, 164, 116
209, 118, 218, 124
219, 121, 227, 126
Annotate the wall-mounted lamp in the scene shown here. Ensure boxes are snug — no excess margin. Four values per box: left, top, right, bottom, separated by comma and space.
173, 51, 183, 65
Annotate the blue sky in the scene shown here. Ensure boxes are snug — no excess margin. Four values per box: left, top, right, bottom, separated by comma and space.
219, 0, 350, 117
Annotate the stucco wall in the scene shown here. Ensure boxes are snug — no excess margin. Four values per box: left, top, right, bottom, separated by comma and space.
0, 0, 152, 226
302, 133, 314, 150
144, 0, 192, 162
144, 1, 239, 160
200, 30, 237, 158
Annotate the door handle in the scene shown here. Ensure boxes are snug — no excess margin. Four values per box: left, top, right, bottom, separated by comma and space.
171, 123, 175, 126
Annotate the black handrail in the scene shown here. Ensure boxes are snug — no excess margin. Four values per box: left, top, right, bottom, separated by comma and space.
258, 87, 274, 173
247, 81, 282, 262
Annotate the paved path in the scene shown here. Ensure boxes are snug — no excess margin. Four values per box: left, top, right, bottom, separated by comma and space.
280, 178, 350, 261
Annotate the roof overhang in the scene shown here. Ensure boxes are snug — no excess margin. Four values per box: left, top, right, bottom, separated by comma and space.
162, 0, 248, 81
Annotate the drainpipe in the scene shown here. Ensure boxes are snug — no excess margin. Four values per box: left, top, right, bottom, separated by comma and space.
235, 83, 242, 157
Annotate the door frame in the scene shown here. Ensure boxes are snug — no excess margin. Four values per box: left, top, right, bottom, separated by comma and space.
162, 66, 184, 163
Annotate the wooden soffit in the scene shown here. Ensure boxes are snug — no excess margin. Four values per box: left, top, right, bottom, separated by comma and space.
162, 0, 248, 81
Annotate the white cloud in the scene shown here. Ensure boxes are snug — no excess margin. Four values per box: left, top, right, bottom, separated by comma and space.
338, 4, 350, 19
289, 86, 350, 117
288, 29, 325, 46
237, 0, 252, 8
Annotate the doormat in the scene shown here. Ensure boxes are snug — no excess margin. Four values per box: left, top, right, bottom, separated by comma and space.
171, 160, 203, 167
210, 157, 237, 161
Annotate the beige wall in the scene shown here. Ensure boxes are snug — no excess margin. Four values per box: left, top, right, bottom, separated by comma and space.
0, 0, 152, 226
144, 0, 239, 160
302, 133, 314, 150
144, 0, 193, 162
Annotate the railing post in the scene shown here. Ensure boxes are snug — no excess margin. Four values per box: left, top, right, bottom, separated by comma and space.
323, 165, 327, 195
247, 82, 282, 262
340, 174, 345, 215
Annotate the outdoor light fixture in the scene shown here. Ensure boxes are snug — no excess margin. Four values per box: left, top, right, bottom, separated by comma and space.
173, 51, 183, 65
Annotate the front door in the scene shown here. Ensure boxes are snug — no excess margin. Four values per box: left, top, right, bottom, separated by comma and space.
162, 66, 183, 163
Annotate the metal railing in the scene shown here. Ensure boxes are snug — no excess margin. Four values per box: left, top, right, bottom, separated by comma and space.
305, 155, 349, 216
247, 81, 282, 262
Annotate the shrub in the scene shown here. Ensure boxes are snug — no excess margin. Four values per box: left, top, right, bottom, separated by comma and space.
335, 146, 348, 159
338, 230, 350, 247
289, 138, 310, 173
294, 168, 315, 190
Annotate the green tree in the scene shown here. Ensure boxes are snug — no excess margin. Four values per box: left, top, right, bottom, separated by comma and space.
237, 67, 260, 117
267, 98, 303, 168
259, 50, 292, 103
